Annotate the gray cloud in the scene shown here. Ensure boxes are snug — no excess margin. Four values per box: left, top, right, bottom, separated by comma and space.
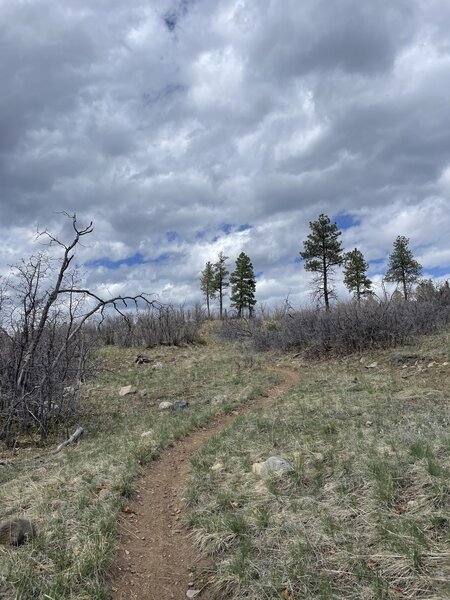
0, 0, 449, 307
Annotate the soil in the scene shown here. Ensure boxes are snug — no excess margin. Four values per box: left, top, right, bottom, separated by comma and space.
110, 367, 299, 600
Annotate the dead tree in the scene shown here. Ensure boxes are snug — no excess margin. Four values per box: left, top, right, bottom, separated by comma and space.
0, 214, 155, 441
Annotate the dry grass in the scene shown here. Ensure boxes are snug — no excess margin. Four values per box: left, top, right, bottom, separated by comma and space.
186, 331, 450, 599
0, 334, 279, 600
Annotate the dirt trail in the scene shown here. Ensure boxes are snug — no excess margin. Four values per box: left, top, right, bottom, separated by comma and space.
110, 367, 299, 600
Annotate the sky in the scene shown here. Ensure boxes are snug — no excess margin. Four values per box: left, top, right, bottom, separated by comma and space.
1, 0, 450, 310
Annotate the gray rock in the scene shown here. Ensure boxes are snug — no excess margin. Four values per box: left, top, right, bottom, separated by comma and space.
158, 401, 173, 411
211, 393, 228, 405
139, 389, 149, 398
0, 519, 36, 546
390, 352, 419, 366
365, 362, 378, 369
119, 385, 137, 397
258, 456, 294, 479
173, 400, 189, 410
152, 362, 165, 370
186, 590, 200, 599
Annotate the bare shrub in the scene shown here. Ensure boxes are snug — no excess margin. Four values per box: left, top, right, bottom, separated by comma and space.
221, 297, 450, 356
0, 215, 153, 442
96, 304, 205, 348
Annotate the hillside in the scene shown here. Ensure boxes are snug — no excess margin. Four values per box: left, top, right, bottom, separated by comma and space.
0, 329, 449, 599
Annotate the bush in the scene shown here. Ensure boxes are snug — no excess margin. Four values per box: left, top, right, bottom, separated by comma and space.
221, 297, 450, 357
96, 304, 205, 348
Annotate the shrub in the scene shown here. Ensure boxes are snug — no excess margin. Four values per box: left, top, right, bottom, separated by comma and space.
221, 297, 450, 357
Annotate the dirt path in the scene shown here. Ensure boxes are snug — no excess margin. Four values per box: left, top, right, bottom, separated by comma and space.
110, 367, 299, 600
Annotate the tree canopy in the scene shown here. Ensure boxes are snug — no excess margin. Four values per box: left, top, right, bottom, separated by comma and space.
299, 214, 343, 310
230, 252, 256, 317
385, 235, 422, 300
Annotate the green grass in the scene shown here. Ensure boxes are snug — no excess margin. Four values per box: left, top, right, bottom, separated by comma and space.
186, 331, 450, 599
0, 337, 280, 599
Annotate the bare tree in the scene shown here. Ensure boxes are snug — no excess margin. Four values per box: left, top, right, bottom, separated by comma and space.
0, 214, 154, 442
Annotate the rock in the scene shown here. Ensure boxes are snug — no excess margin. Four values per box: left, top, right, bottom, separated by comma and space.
119, 385, 137, 397
173, 400, 189, 410
443, 362, 449, 366
0, 519, 36, 546
252, 462, 262, 476
212, 394, 228, 405
158, 401, 173, 411
365, 362, 378, 369
152, 362, 165, 370
390, 352, 418, 366
186, 590, 200, 599
255, 457, 294, 479
365, 420, 373, 427
313, 452, 325, 463
427, 362, 437, 368
139, 389, 149, 398
211, 462, 224, 472
140, 430, 153, 438
63, 386, 76, 396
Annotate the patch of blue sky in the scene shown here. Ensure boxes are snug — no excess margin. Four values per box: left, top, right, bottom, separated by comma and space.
334, 212, 360, 230
85, 253, 147, 269
148, 252, 171, 265
166, 231, 178, 242
255, 270, 264, 278
86, 252, 171, 270
220, 223, 233, 234
369, 257, 386, 266
422, 266, 450, 278
219, 223, 253, 235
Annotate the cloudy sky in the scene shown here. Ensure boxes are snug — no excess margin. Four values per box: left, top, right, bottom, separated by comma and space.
1, 0, 450, 309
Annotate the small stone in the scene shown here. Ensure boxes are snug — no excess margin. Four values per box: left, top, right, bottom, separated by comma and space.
186, 590, 200, 599
313, 452, 324, 463
152, 362, 165, 370
365, 420, 373, 427
365, 362, 378, 369
158, 401, 174, 411
257, 457, 294, 479
140, 430, 153, 438
427, 362, 437, 368
173, 400, 189, 410
211, 462, 224, 472
252, 462, 262, 476
442, 362, 449, 366
119, 385, 137, 397
139, 389, 149, 398
0, 519, 36, 546
211, 394, 228, 405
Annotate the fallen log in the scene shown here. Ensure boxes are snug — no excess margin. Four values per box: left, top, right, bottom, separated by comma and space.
53, 427, 84, 454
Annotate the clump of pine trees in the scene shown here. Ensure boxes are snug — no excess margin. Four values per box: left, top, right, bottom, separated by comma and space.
200, 251, 256, 318
299, 214, 425, 308
200, 213, 446, 318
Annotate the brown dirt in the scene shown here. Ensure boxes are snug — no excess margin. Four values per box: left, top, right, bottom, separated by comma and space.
110, 367, 299, 600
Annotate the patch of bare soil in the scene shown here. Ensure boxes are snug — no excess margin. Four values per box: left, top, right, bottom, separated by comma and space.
110, 367, 299, 600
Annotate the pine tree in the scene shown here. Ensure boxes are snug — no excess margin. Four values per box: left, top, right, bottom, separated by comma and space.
343, 248, 372, 304
213, 252, 229, 319
200, 261, 216, 318
299, 214, 343, 310
230, 252, 256, 317
385, 236, 422, 301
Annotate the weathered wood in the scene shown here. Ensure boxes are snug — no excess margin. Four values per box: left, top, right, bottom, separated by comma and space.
53, 426, 84, 454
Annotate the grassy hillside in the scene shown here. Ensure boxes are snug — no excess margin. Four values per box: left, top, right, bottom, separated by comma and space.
186, 331, 450, 599
0, 338, 279, 599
